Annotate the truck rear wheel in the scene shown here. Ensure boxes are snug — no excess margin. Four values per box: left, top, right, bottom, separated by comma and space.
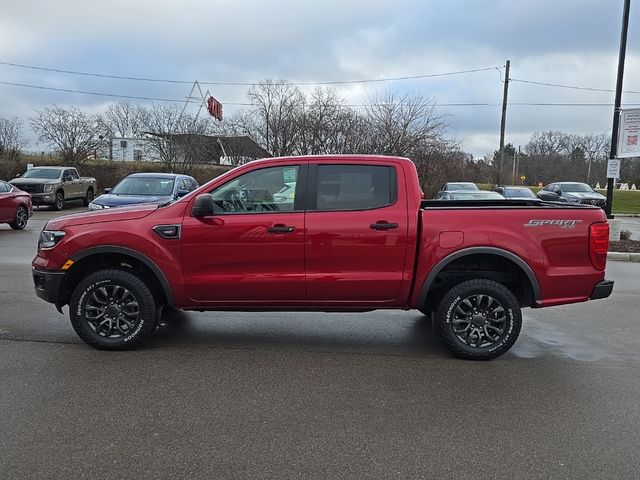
433, 279, 521, 360
83, 188, 94, 207
69, 269, 158, 350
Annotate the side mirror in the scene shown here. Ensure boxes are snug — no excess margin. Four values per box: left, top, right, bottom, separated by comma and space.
104, 188, 112, 194
63, 176, 72, 182
191, 194, 214, 217
176, 189, 190, 198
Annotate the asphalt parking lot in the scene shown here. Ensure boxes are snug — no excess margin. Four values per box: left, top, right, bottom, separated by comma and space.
1, 207, 639, 479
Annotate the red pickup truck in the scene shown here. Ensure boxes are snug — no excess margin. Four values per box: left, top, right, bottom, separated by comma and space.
32, 155, 613, 360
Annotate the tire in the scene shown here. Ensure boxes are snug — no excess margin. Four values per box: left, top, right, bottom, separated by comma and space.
53, 191, 64, 211
83, 188, 94, 207
69, 269, 158, 350
433, 279, 522, 360
9, 205, 29, 230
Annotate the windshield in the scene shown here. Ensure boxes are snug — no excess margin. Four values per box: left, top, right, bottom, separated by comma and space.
504, 188, 536, 198
447, 183, 478, 191
111, 177, 175, 196
21, 168, 61, 179
562, 183, 594, 193
451, 192, 504, 200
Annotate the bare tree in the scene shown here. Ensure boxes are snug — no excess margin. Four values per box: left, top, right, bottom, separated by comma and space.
30, 106, 102, 166
364, 91, 449, 157
239, 80, 305, 156
142, 103, 214, 172
0, 116, 28, 163
574, 133, 610, 185
99, 102, 149, 138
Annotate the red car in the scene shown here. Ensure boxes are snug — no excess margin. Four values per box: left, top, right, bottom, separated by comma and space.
32, 155, 613, 359
0, 180, 32, 230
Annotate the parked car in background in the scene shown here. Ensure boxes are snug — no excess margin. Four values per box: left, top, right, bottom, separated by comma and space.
435, 191, 505, 200
537, 182, 606, 207
440, 182, 479, 192
89, 173, 199, 210
0, 180, 32, 230
10, 167, 97, 211
495, 186, 537, 200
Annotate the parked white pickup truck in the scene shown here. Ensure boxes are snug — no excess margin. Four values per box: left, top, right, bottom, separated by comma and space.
10, 166, 97, 210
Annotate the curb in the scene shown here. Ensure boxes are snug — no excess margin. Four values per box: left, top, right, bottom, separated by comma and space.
616, 214, 640, 218
608, 252, 640, 262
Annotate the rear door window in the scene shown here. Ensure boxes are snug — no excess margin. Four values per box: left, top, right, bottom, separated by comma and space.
314, 165, 396, 211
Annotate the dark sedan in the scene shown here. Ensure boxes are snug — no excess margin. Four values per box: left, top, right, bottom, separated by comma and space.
495, 186, 537, 200
88, 173, 198, 211
0, 180, 32, 230
537, 182, 606, 207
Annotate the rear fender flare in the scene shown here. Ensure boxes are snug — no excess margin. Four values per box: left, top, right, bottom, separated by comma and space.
418, 247, 541, 308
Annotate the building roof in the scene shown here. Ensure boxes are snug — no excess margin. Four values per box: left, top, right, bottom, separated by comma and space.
144, 133, 271, 162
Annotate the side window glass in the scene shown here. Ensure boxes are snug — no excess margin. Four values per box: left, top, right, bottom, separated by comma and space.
210, 165, 299, 214
315, 164, 395, 211
189, 179, 198, 191
71, 170, 79, 180
0, 182, 8, 193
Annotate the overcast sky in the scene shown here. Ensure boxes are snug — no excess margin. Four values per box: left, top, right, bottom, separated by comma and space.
1, 0, 639, 157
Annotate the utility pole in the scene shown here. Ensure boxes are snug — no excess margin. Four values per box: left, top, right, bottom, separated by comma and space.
499, 60, 511, 185
605, 0, 631, 218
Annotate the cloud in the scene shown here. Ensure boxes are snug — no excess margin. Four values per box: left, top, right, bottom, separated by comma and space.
0, 0, 638, 156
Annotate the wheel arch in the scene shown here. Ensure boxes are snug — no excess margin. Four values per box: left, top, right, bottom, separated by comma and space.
418, 247, 541, 311
58, 246, 175, 308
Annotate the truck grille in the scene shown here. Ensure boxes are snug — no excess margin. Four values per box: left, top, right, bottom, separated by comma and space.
15, 183, 43, 193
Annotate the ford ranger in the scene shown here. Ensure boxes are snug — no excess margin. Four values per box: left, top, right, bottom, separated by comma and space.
32, 155, 613, 359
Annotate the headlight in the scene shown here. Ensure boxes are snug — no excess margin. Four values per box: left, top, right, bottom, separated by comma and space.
89, 203, 109, 210
38, 230, 65, 250
44, 185, 54, 193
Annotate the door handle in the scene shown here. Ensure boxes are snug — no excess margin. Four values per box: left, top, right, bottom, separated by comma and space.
267, 225, 295, 234
370, 221, 398, 230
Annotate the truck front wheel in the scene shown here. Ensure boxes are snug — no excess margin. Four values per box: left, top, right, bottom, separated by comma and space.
53, 191, 64, 211
433, 279, 522, 360
69, 269, 158, 350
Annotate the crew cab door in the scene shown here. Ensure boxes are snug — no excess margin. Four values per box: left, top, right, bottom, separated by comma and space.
305, 162, 408, 302
181, 163, 306, 303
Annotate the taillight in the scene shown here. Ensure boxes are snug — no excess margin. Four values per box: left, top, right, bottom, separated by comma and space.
589, 222, 609, 271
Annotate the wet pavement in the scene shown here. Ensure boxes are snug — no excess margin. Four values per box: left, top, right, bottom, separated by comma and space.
1, 207, 639, 479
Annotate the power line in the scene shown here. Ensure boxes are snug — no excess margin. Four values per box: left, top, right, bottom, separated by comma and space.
0, 59, 500, 86
3, 79, 640, 108
511, 77, 640, 95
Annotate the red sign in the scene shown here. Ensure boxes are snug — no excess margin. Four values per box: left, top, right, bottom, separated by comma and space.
207, 96, 223, 121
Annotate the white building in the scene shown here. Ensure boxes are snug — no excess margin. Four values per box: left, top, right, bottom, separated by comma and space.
109, 137, 158, 162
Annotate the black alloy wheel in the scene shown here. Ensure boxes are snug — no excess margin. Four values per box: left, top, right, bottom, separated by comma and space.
69, 269, 158, 350
434, 279, 522, 360
10, 205, 29, 230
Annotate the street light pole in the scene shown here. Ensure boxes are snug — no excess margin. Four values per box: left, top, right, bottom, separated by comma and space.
605, 0, 631, 218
